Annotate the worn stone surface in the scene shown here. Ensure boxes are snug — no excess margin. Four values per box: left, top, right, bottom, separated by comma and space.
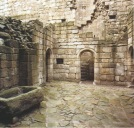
0, 1, 134, 86
0, 86, 44, 122
1, 81, 133, 127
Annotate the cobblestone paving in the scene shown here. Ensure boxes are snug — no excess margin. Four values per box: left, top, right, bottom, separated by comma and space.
0, 81, 134, 127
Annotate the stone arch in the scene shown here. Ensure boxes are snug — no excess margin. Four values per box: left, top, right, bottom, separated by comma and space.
77, 48, 96, 58
46, 48, 53, 82
77, 48, 95, 82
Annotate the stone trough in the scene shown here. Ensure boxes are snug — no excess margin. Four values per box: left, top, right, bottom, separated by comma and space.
0, 86, 44, 123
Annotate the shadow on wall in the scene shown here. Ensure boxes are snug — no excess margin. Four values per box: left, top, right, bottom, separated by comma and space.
46, 48, 53, 82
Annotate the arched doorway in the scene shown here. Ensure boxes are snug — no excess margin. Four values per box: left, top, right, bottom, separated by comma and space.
128, 46, 134, 85
80, 50, 94, 81
46, 48, 52, 82
129, 46, 133, 60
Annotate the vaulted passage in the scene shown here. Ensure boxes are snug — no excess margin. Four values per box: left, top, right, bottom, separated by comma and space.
80, 51, 94, 81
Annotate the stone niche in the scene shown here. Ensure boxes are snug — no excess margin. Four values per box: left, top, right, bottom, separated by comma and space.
19, 48, 38, 86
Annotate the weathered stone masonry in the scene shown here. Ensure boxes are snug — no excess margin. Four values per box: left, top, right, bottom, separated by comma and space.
0, 0, 134, 87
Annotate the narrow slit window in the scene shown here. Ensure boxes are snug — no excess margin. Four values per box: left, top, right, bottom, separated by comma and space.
56, 58, 64, 64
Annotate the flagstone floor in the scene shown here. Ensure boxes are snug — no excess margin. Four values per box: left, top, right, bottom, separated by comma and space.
0, 81, 134, 128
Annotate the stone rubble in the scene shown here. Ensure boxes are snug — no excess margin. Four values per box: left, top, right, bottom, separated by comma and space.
0, 16, 36, 48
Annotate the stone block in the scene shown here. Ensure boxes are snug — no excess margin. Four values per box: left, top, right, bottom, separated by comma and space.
0, 78, 4, 88
12, 61, 18, 68
79, 33, 86, 38
115, 76, 120, 81
100, 75, 114, 81
69, 67, 76, 73
100, 81, 114, 85
116, 52, 125, 59
53, 74, 60, 79
68, 73, 76, 79
4, 39, 19, 48
0, 32, 11, 39
102, 47, 112, 52
115, 82, 126, 86
67, 21, 74, 26
101, 59, 109, 63
99, 53, 111, 58
7, 61, 12, 68
100, 63, 116, 68
0, 61, 7, 68
115, 63, 124, 75
72, 30, 78, 34
6, 54, 13, 61
0, 54, 6, 60
100, 68, 114, 75
55, 31, 61, 35
86, 32, 93, 38
119, 76, 126, 82
0, 86, 43, 122
0, 46, 13, 54
0, 68, 8, 77
57, 49, 65, 54
94, 68, 99, 74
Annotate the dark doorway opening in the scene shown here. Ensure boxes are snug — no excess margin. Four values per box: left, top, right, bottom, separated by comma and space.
46, 49, 51, 82
80, 51, 94, 81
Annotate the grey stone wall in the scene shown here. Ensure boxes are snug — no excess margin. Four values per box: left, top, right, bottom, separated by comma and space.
19, 48, 38, 86
0, 18, 44, 90
0, 45, 19, 90
30, 20, 44, 85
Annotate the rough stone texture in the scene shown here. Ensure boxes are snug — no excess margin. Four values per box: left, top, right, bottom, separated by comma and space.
0, 17, 44, 90
1, 81, 134, 127
0, 1, 134, 86
0, 45, 19, 90
0, 86, 43, 122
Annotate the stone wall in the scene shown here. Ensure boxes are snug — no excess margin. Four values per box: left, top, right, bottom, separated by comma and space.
126, 8, 134, 86
128, 8, 134, 49
0, 45, 19, 90
0, 17, 44, 90
52, 21, 98, 82
79, 0, 133, 41
31, 20, 44, 85
19, 48, 38, 86
0, 0, 77, 25
0, 0, 134, 86
44, 24, 55, 82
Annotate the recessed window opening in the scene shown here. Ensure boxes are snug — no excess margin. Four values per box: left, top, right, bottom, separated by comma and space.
61, 19, 66, 22
109, 15, 116, 19
105, 5, 109, 10
56, 58, 64, 64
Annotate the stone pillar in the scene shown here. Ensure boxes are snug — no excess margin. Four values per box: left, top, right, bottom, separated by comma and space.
32, 20, 44, 85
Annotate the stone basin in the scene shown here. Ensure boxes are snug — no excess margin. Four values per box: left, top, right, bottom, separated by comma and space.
0, 86, 44, 122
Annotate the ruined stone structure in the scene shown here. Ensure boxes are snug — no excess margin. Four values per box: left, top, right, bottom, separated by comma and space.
0, 0, 134, 89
